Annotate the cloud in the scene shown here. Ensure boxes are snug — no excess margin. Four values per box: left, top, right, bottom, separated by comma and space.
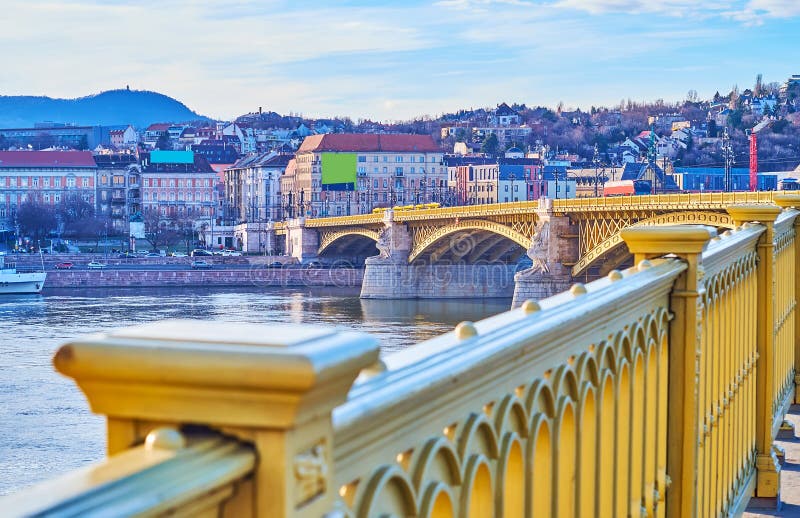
726, 0, 800, 24
553, 0, 738, 17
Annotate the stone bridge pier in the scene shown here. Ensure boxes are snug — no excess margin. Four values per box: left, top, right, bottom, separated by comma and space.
511, 199, 578, 307
285, 217, 319, 264
360, 210, 519, 299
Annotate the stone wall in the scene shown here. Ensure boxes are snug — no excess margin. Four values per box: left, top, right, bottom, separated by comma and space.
510, 272, 573, 308
361, 260, 516, 299
43, 268, 363, 289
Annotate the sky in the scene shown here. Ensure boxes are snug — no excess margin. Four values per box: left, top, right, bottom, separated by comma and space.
1, 0, 799, 122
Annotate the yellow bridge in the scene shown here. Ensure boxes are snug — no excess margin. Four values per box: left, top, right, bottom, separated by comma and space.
3, 194, 800, 516
277, 192, 781, 276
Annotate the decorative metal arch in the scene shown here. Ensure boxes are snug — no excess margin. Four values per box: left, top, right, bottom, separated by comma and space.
318, 229, 381, 255
409, 219, 531, 263
571, 210, 735, 277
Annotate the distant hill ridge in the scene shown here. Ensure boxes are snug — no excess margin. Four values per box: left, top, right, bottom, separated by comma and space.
0, 89, 211, 129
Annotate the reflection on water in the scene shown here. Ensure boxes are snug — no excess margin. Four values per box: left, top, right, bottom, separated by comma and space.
0, 286, 510, 495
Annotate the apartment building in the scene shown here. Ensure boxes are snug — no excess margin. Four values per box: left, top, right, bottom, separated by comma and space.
0, 151, 97, 230
140, 151, 217, 221
285, 134, 446, 218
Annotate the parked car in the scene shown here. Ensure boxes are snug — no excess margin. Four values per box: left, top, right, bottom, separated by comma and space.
190, 249, 213, 257
268, 261, 283, 268
146, 253, 161, 257
221, 250, 242, 257
191, 260, 212, 269
117, 252, 136, 259
87, 262, 107, 269
54, 262, 73, 270
304, 261, 323, 269
171, 252, 188, 257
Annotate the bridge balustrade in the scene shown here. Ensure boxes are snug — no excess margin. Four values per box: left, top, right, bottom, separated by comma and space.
2, 198, 800, 517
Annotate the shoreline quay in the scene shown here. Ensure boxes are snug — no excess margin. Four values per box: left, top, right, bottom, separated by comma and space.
42, 267, 365, 289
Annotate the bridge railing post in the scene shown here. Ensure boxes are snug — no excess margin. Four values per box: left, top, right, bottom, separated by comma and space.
727, 204, 783, 503
621, 225, 714, 518
773, 194, 800, 405
52, 320, 379, 517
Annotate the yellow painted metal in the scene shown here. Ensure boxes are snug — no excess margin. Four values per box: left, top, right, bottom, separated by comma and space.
728, 205, 784, 501
4, 198, 800, 517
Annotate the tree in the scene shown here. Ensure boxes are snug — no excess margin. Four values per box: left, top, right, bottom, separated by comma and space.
16, 196, 57, 244
155, 132, 171, 150
481, 133, 499, 156
57, 194, 95, 238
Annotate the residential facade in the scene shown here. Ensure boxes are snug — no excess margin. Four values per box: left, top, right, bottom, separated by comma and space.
140, 151, 218, 221
285, 134, 445, 218
0, 151, 97, 230
225, 152, 291, 224
94, 153, 140, 232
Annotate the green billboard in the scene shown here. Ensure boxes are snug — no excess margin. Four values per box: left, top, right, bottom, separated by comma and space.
321, 153, 357, 191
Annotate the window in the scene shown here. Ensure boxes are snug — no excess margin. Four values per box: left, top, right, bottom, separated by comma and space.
82, 178, 90, 187
43, 178, 50, 188
505, 185, 509, 192
358, 156, 366, 162
395, 156, 402, 162
395, 167, 403, 175
373, 156, 379, 162
383, 156, 388, 162
54, 194, 60, 203
21, 178, 28, 187
66, 177, 76, 188
383, 179, 388, 188
410, 167, 415, 174
101, 176, 108, 185
373, 179, 379, 188
420, 156, 424, 163
33, 178, 39, 187
169, 179, 175, 187
514, 185, 518, 192
373, 167, 379, 173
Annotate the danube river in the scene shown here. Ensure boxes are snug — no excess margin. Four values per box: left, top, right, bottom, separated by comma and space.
0, 286, 510, 496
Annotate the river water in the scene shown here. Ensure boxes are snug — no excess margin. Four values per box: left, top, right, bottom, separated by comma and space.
0, 286, 510, 496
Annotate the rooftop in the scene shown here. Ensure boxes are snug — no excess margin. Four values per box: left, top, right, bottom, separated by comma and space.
298, 133, 440, 153
0, 150, 97, 168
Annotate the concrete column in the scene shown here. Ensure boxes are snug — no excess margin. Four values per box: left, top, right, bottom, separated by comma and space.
286, 218, 319, 264
512, 198, 578, 307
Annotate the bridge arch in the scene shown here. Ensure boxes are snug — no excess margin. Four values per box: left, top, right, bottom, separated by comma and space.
318, 229, 381, 256
409, 219, 532, 263
572, 211, 735, 277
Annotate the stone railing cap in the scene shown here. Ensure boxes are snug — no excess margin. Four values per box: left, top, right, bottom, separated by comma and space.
53, 320, 379, 428
55, 320, 378, 391
621, 225, 715, 255
726, 204, 782, 223
772, 194, 800, 209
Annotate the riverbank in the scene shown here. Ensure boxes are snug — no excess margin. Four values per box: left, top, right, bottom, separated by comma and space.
42, 267, 364, 289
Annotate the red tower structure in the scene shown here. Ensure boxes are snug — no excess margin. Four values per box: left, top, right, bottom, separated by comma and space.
749, 132, 758, 191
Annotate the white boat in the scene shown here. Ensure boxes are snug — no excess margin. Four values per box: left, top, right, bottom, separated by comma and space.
0, 254, 46, 294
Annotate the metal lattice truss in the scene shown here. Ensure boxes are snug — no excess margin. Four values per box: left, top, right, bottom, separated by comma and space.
571, 210, 736, 276
408, 218, 533, 263
318, 227, 382, 255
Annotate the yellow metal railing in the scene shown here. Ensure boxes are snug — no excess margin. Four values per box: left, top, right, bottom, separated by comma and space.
697, 224, 762, 516
334, 258, 684, 517
773, 211, 797, 431
3, 197, 800, 517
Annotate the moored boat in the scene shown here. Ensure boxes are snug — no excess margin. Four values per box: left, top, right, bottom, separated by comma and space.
0, 254, 46, 294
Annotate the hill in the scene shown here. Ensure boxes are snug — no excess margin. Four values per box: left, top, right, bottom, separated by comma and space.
0, 89, 210, 128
